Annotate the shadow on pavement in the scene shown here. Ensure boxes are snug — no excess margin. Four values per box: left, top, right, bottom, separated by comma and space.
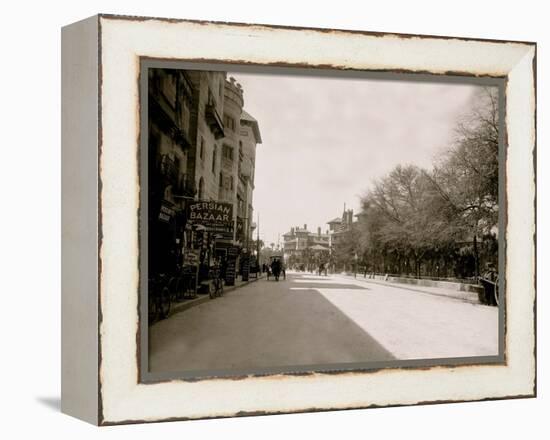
293, 276, 333, 281
290, 282, 368, 290
149, 278, 392, 373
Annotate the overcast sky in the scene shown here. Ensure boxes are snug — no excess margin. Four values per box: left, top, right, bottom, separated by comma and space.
229, 71, 484, 247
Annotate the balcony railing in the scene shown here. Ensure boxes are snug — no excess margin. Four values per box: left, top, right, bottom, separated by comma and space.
149, 91, 191, 151
171, 126, 192, 150
156, 156, 196, 198
237, 182, 245, 200
205, 103, 225, 140
158, 155, 178, 185
173, 174, 197, 198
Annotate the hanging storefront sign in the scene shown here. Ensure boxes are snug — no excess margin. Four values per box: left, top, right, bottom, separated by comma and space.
236, 216, 245, 243
241, 252, 250, 282
183, 250, 199, 266
224, 245, 239, 286
158, 202, 176, 223
187, 200, 234, 240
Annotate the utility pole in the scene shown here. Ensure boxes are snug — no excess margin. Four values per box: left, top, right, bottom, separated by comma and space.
256, 213, 261, 265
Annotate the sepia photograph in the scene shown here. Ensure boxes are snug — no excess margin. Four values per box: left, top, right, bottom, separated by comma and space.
142, 64, 504, 378
56, 10, 538, 426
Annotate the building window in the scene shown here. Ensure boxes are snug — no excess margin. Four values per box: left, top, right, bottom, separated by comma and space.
223, 115, 235, 131
219, 172, 223, 188
223, 144, 233, 161
198, 177, 204, 200
212, 145, 217, 173
230, 176, 234, 191
199, 137, 204, 160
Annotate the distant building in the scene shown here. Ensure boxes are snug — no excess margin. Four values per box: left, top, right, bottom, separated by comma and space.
327, 208, 355, 250
327, 208, 357, 272
283, 224, 330, 270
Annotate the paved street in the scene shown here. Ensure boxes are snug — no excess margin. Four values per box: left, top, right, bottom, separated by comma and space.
149, 272, 498, 373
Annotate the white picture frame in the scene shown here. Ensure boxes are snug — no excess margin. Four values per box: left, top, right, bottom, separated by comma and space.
61, 14, 536, 425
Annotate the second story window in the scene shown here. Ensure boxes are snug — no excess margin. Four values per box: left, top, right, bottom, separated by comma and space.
212, 145, 217, 173
223, 144, 234, 161
199, 137, 204, 160
198, 177, 204, 200
223, 115, 235, 131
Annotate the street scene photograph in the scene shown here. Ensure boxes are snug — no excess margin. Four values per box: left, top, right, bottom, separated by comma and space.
145, 67, 501, 376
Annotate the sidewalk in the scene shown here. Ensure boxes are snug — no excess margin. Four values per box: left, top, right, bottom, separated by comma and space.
333, 273, 483, 305
166, 273, 267, 318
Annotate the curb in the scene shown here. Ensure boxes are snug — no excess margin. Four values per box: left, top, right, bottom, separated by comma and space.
335, 274, 482, 305
169, 294, 211, 316
167, 274, 266, 318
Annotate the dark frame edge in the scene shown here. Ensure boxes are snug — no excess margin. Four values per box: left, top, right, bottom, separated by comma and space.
97, 14, 105, 427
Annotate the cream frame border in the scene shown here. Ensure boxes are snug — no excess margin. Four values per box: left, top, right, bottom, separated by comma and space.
97, 15, 536, 424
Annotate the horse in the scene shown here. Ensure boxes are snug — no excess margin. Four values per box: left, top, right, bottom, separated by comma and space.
271, 259, 281, 281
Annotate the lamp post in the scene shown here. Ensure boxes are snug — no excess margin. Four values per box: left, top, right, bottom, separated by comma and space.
256, 213, 261, 270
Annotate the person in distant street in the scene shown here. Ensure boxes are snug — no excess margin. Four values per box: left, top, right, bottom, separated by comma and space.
482, 262, 497, 282
479, 262, 498, 305
271, 258, 281, 281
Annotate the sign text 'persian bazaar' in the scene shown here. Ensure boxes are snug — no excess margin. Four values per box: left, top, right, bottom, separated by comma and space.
187, 201, 234, 238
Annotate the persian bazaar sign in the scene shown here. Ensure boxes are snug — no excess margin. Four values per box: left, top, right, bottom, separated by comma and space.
187, 201, 234, 233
